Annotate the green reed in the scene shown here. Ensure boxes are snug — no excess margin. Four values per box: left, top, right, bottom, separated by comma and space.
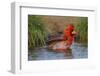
28, 15, 47, 49
75, 17, 88, 43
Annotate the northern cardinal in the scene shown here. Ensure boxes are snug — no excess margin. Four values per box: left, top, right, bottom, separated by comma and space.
63, 24, 76, 49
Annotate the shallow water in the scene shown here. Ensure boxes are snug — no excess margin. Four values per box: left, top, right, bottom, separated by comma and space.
28, 43, 88, 61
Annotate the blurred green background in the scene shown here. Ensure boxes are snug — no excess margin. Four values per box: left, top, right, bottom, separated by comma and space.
28, 15, 88, 49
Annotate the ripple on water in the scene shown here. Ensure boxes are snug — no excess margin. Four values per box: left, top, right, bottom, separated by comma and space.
28, 43, 88, 61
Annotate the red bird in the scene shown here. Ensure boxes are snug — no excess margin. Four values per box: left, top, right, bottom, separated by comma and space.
48, 24, 76, 52
63, 24, 76, 49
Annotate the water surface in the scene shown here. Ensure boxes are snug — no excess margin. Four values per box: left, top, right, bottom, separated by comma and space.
28, 43, 88, 60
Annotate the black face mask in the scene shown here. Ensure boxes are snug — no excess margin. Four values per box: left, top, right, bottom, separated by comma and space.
71, 29, 74, 36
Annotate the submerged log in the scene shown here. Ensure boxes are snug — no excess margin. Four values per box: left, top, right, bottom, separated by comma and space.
46, 34, 72, 54
47, 41, 72, 54
46, 35, 64, 44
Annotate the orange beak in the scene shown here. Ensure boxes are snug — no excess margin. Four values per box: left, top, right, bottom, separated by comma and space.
72, 31, 77, 35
